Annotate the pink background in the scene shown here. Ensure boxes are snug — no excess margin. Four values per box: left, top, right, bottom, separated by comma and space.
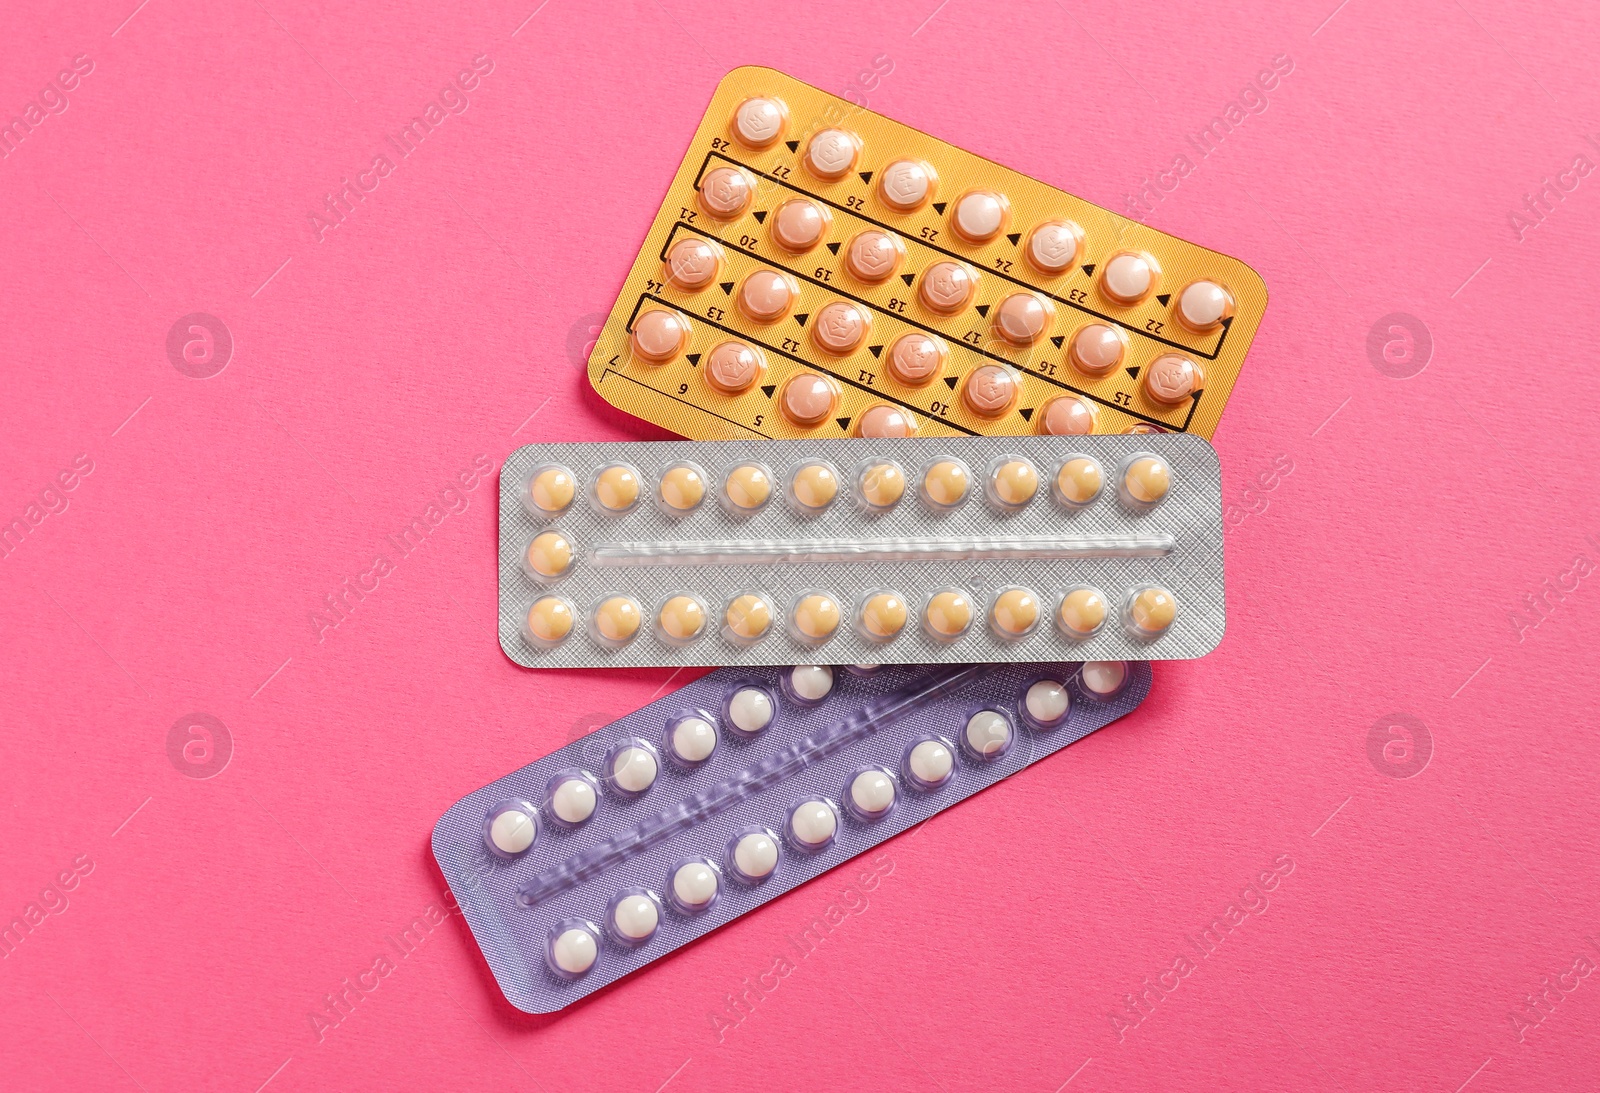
3, 0, 1598, 1089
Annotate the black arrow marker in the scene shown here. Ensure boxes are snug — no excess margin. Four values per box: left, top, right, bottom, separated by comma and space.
784, 140, 799, 153
1018, 407, 1034, 422
794, 313, 809, 326
1006, 232, 1021, 245
760, 384, 776, 398
900, 273, 916, 286
1156, 293, 1171, 307
932, 202, 947, 215
826, 242, 841, 254
1191, 390, 1204, 402
686, 353, 701, 366
1050, 336, 1064, 348
1081, 264, 1096, 277
752, 210, 768, 224
943, 376, 958, 389
975, 304, 990, 318
868, 345, 883, 358
1220, 316, 1233, 329
858, 171, 873, 184
1125, 367, 1141, 380
836, 417, 852, 431
719, 281, 734, 295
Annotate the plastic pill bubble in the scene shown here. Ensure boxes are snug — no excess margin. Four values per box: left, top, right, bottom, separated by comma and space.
550, 777, 597, 824
859, 592, 908, 641
1144, 355, 1206, 406
1025, 220, 1083, 275
664, 237, 720, 291
789, 665, 835, 702
952, 190, 1009, 243
924, 590, 973, 640
528, 466, 575, 515
779, 373, 838, 427
733, 831, 779, 880
804, 128, 860, 180
1055, 458, 1103, 505
657, 595, 706, 644
612, 894, 659, 942
790, 462, 839, 511
844, 230, 905, 284
1069, 323, 1126, 377
727, 687, 774, 735
550, 926, 598, 976
1177, 281, 1233, 331
1123, 456, 1170, 504
918, 261, 976, 315
994, 291, 1051, 347
525, 597, 574, 645
1057, 587, 1108, 637
886, 332, 946, 386
593, 596, 642, 645
732, 96, 786, 148
705, 340, 763, 395
991, 588, 1041, 639
525, 531, 573, 579
698, 166, 754, 220
1081, 660, 1130, 698
772, 198, 829, 253
630, 309, 691, 364
849, 769, 896, 817
670, 716, 717, 764
724, 464, 772, 511
659, 464, 706, 512
611, 745, 658, 794
990, 459, 1039, 507
1129, 587, 1178, 636
1101, 251, 1159, 304
724, 595, 772, 642
1024, 680, 1071, 727
907, 739, 954, 787
962, 365, 1019, 419
922, 459, 969, 508
877, 158, 935, 211
488, 808, 536, 855
738, 269, 797, 323
792, 594, 841, 643
857, 461, 906, 509
812, 301, 868, 355
789, 800, 837, 849
857, 404, 916, 438
673, 861, 719, 910
1041, 396, 1096, 436
595, 465, 640, 512
964, 710, 1012, 758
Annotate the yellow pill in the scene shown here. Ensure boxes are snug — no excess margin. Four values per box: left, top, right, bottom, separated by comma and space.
1129, 587, 1177, 635
525, 531, 573, 578
792, 594, 841, 642
991, 459, 1039, 507
725, 464, 771, 511
859, 592, 908, 640
1058, 588, 1108, 636
659, 465, 706, 512
1124, 456, 1171, 503
1055, 458, 1103, 505
594, 595, 642, 644
924, 590, 973, 639
525, 597, 573, 644
858, 462, 906, 509
791, 463, 839, 511
991, 588, 1040, 637
922, 460, 969, 507
529, 467, 575, 515
724, 594, 772, 641
595, 465, 640, 512
657, 595, 706, 642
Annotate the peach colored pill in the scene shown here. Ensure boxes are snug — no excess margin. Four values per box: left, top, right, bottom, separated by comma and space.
1058, 588, 1108, 636
595, 465, 640, 512
1129, 587, 1177, 635
724, 464, 772, 511
664, 237, 720, 291
528, 467, 575, 514
1025, 220, 1083, 274
630, 309, 690, 364
792, 594, 841, 642
737, 270, 796, 323
857, 404, 915, 438
922, 460, 969, 507
1055, 458, 1102, 505
918, 261, 976, 315
698, 166, 754, 220
811, 301, 868, 355
804, 128, 860, 180
526, 531, 573, 578
994, 292, 1052, 347
526, 597, 573, 644
1101, 251, 1159, 305
780, 373, 837, 426
857, 462, 905, 509
1069, 324, 1126, 377
732, 97, 787, 148
594, 596, 641, 644
772, 198, 829, 253
951, 190, 1009, 243
705, 341, 763, 395
962, 365, 1018, 419
659, 464, 706, 512
657, 595, 706, 643
790, 463, 838, 510
1041, 396, 1095, 436
1144, 355, 1205, 405
1177, 281, 1233, 331
859, 592, 907, 640
878, 159, 935, 211
724, 594, 772, 641
991, 460, 1039, 507
843, 230, 903, 284
991, 588, 1040, 638
886, 333, 945, 386
924, 590, 973, 639
1123, 456, 1171, 503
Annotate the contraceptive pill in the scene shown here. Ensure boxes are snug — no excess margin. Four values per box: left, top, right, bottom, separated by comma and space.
787, 664, 835, 702
489, 808, 537, 855
670, 717, 718, 764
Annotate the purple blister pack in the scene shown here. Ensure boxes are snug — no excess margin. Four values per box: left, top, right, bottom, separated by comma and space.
433, 659, 1150, 1013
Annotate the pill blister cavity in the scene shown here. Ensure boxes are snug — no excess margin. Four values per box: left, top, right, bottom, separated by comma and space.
918, 260, 976, 315
789, 462, 839, 511
727, 687, 775, 737
1054, 457, 1103, 506
886, 332, 946, 386
789, 664, 835, 702
857, 461, 906, 510
664, 237, 720, 292
698, 166, 755, 220
804, 128, 861, 180
1100, 251, 1160, 305
848, 769, 896, 820
951, 190, 1009, 243
1025, 220, 1083, 275
857, 404, 916, 438
731, 830, 780, 882
1176, 281, 1233, 332
705, 340, 764, 395
610, 892, 660, 943
525, 531, 573, 579
549, 776, 597, 825
592, 595, 642, 646
527, 465, 575, 517
772, 198, 830, 253
658, 463, 706, 513
962, 365, 1018, 419
906, 738, 954, 789
788, 799, 838, 850
630, 309, 690, 364
549, 924, 599, 977
989, 458, 1039, 508
878, 158, 935, 211
779, 373, 837, 427
1023, 679, 1071, 728
964, 709, 1012, 759
737, 269, 798, 323
1143, 355, 1205, 406
1041, 396, 1096, 436
672, 860, 720, 912
858, 591, 908, 642
791, 593, 842, 644
594, 464, 641, 513
991, 587, 1041, 639
610, 743, 659, 794
844, 230, 903, 283
724, 463, 772, 511
723, 594, 773, 644
811, 301, 868, 355
669, 716, 717, 765
1128, 587, 1177, 637
1069, 323, 1126, 377
1123, 456, 1170, 504
1057, 587, 1108, 637
921, 458, 970, 509
924, 589, 973, 641
525, 596, 575, 647
656, 595, 707, 645
732, 96, 787, 148
994, 292, 1052, 347
1081, 660, 1130, 699
488, 806, 537, 855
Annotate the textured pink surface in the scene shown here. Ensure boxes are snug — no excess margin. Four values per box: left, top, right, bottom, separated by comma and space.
3, 1, 1598, 1089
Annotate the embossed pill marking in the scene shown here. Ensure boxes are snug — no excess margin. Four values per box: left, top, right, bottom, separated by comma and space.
843, 230, 903, 284
804, 128, 860, 180
917, 260, 976, 315
811, 301, 868, 355
664, 237, 720, 292
1025, 220, 1083, 275
737, 269, 797, 323
857, 404, 915, 438
704, 341, 764, 395
732, 96, 787, 148
698, 166, 754, 220
779, 373, 838, 427
886, 333, 946, 386
1100, 251, 1160, 305
630, 309, 690, 364
1069, 323, 1127, 377
877, 158, 936, 211
994, 291, 1052, 347
951, 190, 1009, 243
962, 365, 1018, 419
1041, 396, 1095, 436
772, 198, 830, 253
1143, 355, 1205, 405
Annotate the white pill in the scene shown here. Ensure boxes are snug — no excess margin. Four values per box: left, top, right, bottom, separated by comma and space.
965, 710, 1011, 757
551, 927, 597, 975
671, 717, 717, 763
734, 831, 779, 879
613, 894, 659, 941
733, 97, 785, 148
1081, 661, 1130, 697
612, 746, 658, 793
953, 191, 1007, 242
790, 665, 834, 701
550, 778, 597, 824
673, 861, 719, 908
1178, 281, 1230, 329
488, 809, 536, 854
908, 739, 954, 786
1102, 252, 1155, 303
728, 687, 774, 735
850, 770, 896, 816
1025, 680, 1071, 725
790, 800, 837, 848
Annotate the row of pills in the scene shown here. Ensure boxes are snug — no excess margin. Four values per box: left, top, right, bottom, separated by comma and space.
521, 453, 1172, 524
521, 583, 1178, 650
